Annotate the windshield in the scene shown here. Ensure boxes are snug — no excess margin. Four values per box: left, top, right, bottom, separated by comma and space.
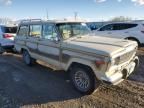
56, 23, 91, 40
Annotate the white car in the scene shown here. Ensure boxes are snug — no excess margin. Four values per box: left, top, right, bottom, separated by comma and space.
0, 25, 17, 54
94, 22, 144, 46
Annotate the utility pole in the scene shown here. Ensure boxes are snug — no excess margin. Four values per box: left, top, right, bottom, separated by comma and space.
46, 10, 49, 20
74, 12, 78, 20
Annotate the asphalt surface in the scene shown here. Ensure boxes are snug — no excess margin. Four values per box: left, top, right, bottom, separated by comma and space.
0, 49, 144, 108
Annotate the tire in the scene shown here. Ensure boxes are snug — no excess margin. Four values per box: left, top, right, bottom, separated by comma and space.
0, 44, 5, 54
22, 50, 35, 66
70, 65, 100, 94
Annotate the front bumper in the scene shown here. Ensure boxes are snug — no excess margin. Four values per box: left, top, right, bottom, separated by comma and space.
101, 56, 139, 85
1, 45, 14, 52
2, 45, 14, 49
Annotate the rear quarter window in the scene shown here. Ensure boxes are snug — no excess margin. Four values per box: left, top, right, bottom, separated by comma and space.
124, 24, 138, 29
113, 23, 138, 30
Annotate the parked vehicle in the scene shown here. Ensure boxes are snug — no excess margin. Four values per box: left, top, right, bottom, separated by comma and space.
15, 19, 139, 94
0, 25, 17, 54
94, 22, 144, 46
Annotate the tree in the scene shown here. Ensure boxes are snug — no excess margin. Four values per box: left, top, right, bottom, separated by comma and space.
110, 16, 132, 22
0, 17, 14, 25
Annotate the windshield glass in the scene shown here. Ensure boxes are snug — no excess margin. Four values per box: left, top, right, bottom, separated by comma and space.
56, 23, 91, 40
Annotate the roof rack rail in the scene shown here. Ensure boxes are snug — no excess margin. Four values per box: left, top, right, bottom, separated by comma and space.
20, 19, 42, 23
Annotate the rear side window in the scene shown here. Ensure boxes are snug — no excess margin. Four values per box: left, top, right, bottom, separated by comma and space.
17, 25, 29, 36
4, 27, 17, 33
113, 23, 138, 30
29, 25, 42, 38
124, 24, 137, 29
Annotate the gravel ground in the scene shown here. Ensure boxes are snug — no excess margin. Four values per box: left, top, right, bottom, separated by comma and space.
0, 49, 144, 108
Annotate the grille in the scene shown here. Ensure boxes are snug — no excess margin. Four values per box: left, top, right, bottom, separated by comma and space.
115, 50, 136, 65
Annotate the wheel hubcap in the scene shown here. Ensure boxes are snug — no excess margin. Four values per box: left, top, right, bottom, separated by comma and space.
74, 71, 90, 90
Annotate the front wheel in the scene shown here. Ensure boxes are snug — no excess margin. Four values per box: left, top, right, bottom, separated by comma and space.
70, 66, 100, 94
22, 50, 35, 66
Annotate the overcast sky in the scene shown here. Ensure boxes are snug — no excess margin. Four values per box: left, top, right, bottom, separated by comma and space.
0, 0, 144, 21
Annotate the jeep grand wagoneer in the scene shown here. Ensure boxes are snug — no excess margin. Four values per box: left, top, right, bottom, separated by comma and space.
14, 19, 139, 94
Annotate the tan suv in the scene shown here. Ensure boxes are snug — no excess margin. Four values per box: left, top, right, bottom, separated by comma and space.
14, 19, 139, 94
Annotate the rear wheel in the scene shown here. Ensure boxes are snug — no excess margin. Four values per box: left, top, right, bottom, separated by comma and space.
70, 65, 100, 94
22, 50, 35, 66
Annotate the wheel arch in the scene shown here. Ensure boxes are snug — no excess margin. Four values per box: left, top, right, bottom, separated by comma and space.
66, 59, 98, 79
66, 58, 94, 72
125, 36, 140, 46
20, 47, 30, 54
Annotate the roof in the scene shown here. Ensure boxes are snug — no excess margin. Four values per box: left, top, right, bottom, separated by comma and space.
19, 19, 86, 25
104, 20, 144, 25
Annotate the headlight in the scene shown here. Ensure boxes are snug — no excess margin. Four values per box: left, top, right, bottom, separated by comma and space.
95, 57, 110, 72
95, 60, 106, 67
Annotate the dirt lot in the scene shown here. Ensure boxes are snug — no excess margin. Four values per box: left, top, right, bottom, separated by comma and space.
0, 49, 144, 108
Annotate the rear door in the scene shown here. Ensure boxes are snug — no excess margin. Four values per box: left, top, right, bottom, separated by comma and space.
37, 23, 61, 68
96, 23, 134, 39
108, 23, 139, 39
26, 24, 42, 57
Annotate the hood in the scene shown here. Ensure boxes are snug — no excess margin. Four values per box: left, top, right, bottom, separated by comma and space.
62, 35, 137, 57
